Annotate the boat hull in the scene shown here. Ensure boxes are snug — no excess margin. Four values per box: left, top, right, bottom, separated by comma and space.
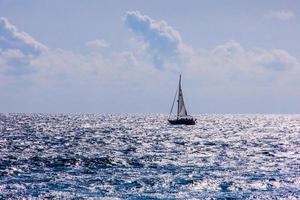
168, 118, 196, 125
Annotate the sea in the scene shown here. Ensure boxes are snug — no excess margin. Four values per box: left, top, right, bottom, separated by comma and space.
0, 113, 299, 199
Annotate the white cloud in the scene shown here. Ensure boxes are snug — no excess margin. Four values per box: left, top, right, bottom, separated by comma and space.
184, 40, 300, 97
266, 10, 294, 21
0, 17, 48, 76
209, 41, 297, 72
0, 17, 48, 55
86, 39, 109, 49
124, 11, 188, 68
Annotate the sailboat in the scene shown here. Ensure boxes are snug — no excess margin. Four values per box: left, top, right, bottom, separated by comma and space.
168, 74, 196, 125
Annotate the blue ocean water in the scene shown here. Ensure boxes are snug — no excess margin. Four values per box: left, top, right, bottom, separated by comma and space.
0, 114, 299, 199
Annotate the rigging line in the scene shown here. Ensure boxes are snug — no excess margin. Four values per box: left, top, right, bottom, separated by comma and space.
168, 84, 179, 119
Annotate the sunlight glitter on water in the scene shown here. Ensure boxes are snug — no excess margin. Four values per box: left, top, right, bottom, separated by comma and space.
0, 113, 299, 199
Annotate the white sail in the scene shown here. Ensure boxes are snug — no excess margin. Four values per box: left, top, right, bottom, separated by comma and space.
168, 74, 196, 125
177, 75, 188, 117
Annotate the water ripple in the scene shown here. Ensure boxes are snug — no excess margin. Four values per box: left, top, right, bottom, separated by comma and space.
0, 113, 299, 199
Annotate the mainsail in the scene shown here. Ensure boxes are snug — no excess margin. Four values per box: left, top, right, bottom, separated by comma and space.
177, 75, 188, 117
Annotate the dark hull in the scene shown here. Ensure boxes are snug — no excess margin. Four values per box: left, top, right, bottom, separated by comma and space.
168, 118, 196, 125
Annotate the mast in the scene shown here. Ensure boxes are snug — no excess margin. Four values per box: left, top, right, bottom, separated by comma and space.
177, 74, 181, 119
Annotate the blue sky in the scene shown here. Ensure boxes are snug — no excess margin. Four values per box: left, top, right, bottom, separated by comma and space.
1, 0, 300, 113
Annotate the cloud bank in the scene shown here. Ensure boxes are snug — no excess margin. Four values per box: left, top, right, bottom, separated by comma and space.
186, 41, 299, 90
1, 12, 300, 112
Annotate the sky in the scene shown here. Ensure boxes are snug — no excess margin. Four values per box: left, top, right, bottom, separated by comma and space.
0, 0, 300, 113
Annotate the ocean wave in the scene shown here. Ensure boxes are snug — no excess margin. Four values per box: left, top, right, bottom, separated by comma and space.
0, 114, 299, 199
